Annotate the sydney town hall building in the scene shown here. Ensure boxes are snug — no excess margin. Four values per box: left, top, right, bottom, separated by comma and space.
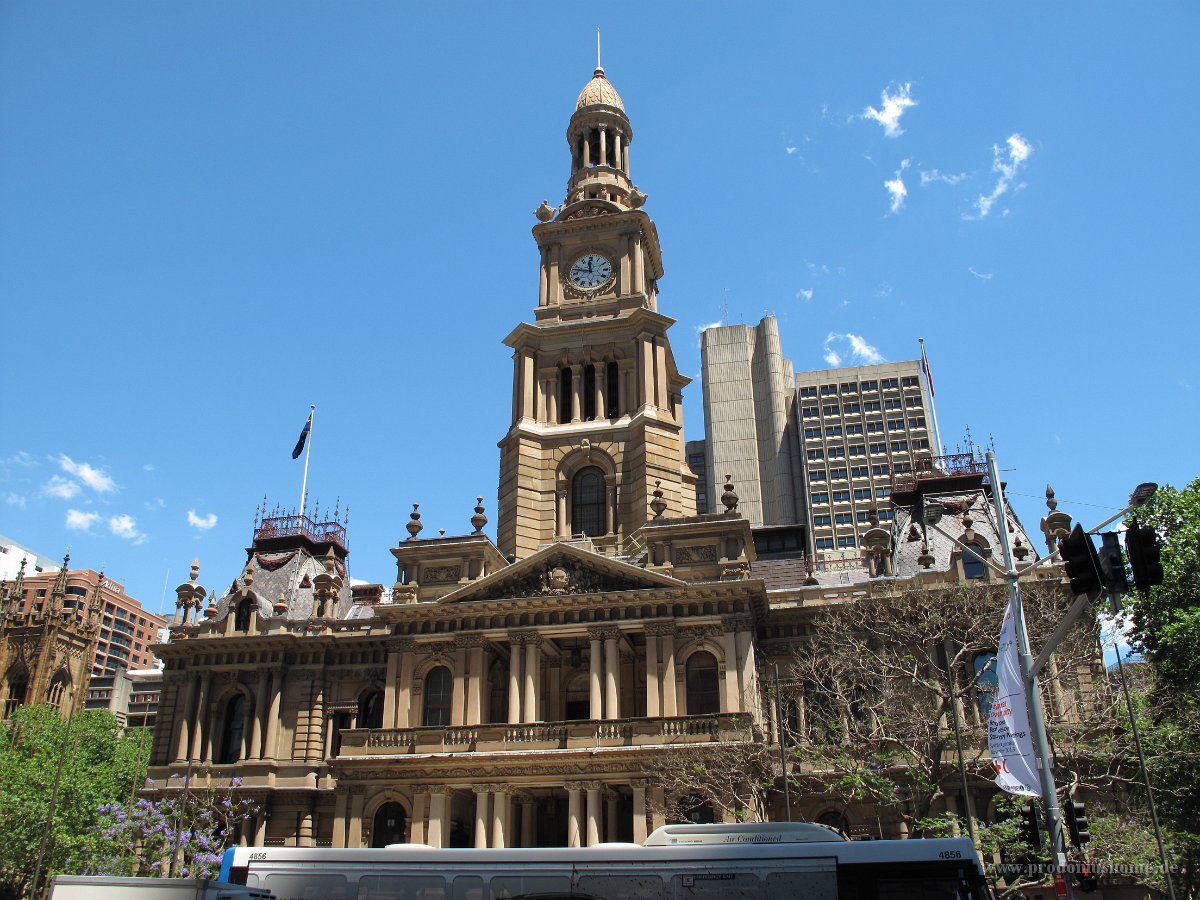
147, 65, 1084, 851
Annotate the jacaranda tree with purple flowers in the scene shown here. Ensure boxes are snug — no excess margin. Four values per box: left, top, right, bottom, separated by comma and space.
81, 777, 260, 879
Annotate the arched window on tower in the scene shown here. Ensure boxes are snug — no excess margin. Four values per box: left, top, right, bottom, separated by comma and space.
422, 666, 453, 727
685, 651, 720, 715
559, 368, 572, 424
3, 669, 28, 718
606, 362, 619, 417
571, 467, 606, 537
583, 364, 596, 420
359, 689, 384, 730
218, 693, 247, 764
47, 671, 71, 710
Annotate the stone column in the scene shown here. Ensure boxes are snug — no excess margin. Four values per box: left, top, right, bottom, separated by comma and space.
383, 639, 401, 729
466, 641, 484, 726
254, 811, 267, 847
410, 789, 428, 845
596, 365, 607, 420
538, 249, 549, 308
583, 135, 591, 168
251, 671, 268, 758
507, 633, 523, 724
570, 367, 582, 423
265, 670, 282, 760
633, 235, 645, 295
523, 635, 542, 723
598, 127, 607, 167
333, 790, 348, 848
720, 630, 741, 713
307, 679, 326, 761
172, 675, 195, 763
397, 641, 416, 728
632, 780, 648, 844
661, 630, 678, 717
604, 476, 616, 536
492, 788, 510, 848
473, 786, 491, 848
604, 631, 620, 720
428, 790, 449, 848
650, 786, 666, 831
347, 789, 365, 848
548, 246, 561, 305
556, 488, 569, 538
645, 627, 661, 718
584, 782, 602, 846
241, 687, 256, 760
606, 792, 619, 844
567, 786, 582, 848
735, 621, 759, 722
638, 337, 654, 408
299, 811, 314, 848
191, 672, 211, 761
588, 630, 603, 720
521, 353, 536, 421
613, 132, 622, 170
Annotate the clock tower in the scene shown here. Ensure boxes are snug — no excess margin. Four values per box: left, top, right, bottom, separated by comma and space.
497, 66, 697, 561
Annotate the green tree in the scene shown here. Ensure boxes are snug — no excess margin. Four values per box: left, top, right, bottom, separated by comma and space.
0, 706, 151, 900
1129, 477, 1200, 694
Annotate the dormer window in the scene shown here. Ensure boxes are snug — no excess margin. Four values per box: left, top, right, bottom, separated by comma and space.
963, 544, 988, 580
235, 597, 254, 632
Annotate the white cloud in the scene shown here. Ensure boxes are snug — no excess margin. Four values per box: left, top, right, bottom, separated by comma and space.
862, 83, 917, 137
884, 160, 910, 214
66, 509, 100, 531
873, 282, 893, 298
968, 133, 1033, 219
43, 475, 81, 500
823, 332, 886, 367
785, 146, 798, 155
58, 455, 116, 493
3, 451, 37, 468
920, 169, 967, 187
109, 514, 148, 544
5, 493, 27, 508
796, 288, 813, 302
143, 463, 155, 472
968, 267, 994, 281
187, 510, 218, 531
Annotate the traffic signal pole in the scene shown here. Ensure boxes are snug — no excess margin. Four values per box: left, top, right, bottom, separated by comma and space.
985, 451, 1073, 895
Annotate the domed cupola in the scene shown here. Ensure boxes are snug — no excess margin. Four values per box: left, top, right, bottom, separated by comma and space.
565, 67, 638, 208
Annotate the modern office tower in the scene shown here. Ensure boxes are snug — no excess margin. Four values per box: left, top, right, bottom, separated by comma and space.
699, 317, 805, 530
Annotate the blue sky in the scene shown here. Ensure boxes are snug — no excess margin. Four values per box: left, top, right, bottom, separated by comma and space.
2, 3, 1196, 615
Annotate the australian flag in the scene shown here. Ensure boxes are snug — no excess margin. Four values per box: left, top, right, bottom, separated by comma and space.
292, 411, 312, 459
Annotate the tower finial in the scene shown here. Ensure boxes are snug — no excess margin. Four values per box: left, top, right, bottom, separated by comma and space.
596, 27, 602, 73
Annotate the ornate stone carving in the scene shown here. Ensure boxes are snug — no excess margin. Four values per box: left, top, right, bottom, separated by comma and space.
423, 566, 462, 584
675, 544, 718, 564
472, 557, 642, 601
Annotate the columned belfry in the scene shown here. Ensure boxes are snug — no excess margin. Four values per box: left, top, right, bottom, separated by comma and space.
498, 67, 697, 560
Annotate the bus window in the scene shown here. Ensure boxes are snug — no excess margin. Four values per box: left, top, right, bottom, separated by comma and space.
357, 875, 447, 900
488, 875, 573, 898
264, 873, 351, 900
877, 877, 978, 900
450, 876, 484, 900
577, 872, 666, 899
765, 870, 837, 899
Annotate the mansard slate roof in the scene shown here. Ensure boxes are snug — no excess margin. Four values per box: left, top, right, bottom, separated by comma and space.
891, 486, 1038, 575
209, 545, 355, 622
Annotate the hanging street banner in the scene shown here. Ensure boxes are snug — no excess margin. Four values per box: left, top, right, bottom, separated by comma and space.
989, 597, 1041, 796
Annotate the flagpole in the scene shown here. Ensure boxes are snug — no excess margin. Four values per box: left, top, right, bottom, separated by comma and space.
919, 337, 946, 456
299, 405, 314, 518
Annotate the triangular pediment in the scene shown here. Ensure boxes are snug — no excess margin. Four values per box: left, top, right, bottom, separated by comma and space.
438, 542, 685, 604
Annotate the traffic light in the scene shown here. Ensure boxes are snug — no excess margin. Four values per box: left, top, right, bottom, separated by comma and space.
1097, 531, 1128, 596
1125, 518, 1164, 595
1018, 802, 1044, 849
1074, 863, 1099, 893
1064, 799, 1091, 847
1060, 524, 1103, 597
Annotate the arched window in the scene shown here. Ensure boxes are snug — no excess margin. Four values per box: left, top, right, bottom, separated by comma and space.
371, 802, 407, 848
234, 598, 254, 632
47, 672, 71, 710
583, 364, 596, 420
564, 672, 591, 721
359, 690, 384, 730
3, 670, 28, 718
422, 666, 453, 727
679, 796, 716, 824
605, 362, 619, 417
817, 810, 850, 836
974, 652, 998, 721
218, 693, 246, 764
685, 651, 720, 715
571, 467, 606, 537
559, 368, 572, 424
963, 544, 988, 580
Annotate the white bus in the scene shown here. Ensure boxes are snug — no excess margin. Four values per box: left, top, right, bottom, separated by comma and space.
220, 822, 990, 899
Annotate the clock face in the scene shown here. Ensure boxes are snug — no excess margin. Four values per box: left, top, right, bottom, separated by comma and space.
568, 253, 613, 290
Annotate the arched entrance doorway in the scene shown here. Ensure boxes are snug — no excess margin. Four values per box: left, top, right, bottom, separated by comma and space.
371, 802, 407, 847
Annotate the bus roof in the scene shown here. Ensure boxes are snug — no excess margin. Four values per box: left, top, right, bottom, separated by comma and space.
644, 822, 846, 845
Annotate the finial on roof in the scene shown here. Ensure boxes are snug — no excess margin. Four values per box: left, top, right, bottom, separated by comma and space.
650, 480, 667, 518
720, 475, 738, 512
596, 26, 602, 73
189, 558, 200, 583
1045, 484, 1058, 511
471, 497, 488, 534
406, 503, 423, 540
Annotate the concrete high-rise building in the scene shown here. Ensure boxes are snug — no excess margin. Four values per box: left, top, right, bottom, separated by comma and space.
699, 317, 935, 556
700, 318, 805, 531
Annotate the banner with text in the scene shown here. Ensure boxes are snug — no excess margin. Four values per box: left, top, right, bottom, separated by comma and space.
988, 597, 1040, 796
